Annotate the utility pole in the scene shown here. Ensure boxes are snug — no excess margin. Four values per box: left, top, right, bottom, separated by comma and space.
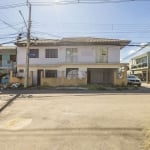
24, 2, 31, 88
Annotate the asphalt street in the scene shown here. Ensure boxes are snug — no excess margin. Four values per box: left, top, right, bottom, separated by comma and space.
0, 83, 150, 150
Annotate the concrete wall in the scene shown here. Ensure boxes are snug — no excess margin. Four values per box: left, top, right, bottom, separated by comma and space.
41, 77, 87, 87
9, 71, 33, 87
16, 63, 125, 86
114, 68, 128, 86
10, 64, 127, 87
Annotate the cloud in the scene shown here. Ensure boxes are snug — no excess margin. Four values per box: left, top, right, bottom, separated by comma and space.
128, 49, 136, 55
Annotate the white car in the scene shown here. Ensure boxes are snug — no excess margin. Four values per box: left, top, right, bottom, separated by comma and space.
127, 75, 141, 86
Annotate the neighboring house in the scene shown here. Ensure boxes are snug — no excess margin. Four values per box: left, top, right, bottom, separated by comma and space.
13, 37, 130, 87
129, 50, 150, 83
0, 46, 17, 83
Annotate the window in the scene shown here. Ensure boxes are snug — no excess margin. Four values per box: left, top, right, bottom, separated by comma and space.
18, 69, 24, 73
45, 70, 57, 78
66, 48, 78, 63
45, 49, 58, 58
96, 47, 108, 63
66, 68, 78, 79
10, 55, 16, 62
29, 49, 39, 58
136, 56, 147, 64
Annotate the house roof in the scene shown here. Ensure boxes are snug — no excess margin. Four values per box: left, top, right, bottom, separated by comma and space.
0, 46, 16, 50
16, 37, 131, 48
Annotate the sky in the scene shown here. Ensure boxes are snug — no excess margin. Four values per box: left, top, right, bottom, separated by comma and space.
1, 0, 150, 62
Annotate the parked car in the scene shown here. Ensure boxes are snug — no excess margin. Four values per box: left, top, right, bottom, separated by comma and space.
127, 75, 141, 86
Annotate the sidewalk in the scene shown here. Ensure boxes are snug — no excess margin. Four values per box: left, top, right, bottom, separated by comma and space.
0, 83, 150, 95
141, 82, 150, 88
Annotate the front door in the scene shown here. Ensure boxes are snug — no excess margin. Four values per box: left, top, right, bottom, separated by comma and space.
37, 69, 43, 86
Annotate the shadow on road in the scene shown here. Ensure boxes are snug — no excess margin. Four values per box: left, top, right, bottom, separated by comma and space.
0, 84, 150, 95
0, 94, 20, 113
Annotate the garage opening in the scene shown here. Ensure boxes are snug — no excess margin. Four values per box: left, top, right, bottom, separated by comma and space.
87, 68, 116, 85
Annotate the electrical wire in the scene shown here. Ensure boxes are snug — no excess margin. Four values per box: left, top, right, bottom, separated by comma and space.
30, 0, 150, 5
0, 36, 19, 40
0, 18, 22, 32
0, 39, 17, 45
121, 44, 149, 60
0, 0, 150, 9
0, 2, 26, 9
0, 22, 25, 30
31, 31, 62, 38
1, 0, 150, 44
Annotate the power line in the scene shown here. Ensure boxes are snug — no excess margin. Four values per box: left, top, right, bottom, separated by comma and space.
0, 18, 21, 32
0, 32, 20, 36
0, 39, 17, 45
31, 30, 150, 34
30, 21, 150, 33
77, 0, 150, 3
121, 44, 149, 60
0, 2, 26, 9
32, 31, 64, 38
0, 0, 150, 9
0, 22, 25, 30
0, 36, 19, 40
30, 0, 150, 5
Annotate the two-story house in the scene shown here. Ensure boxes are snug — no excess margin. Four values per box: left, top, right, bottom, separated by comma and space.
0, 46, 17, 77
13, 37, 130, 87
130, 50, 150, 83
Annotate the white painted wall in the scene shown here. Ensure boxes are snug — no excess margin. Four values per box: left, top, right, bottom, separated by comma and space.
33, 71, 37, 86
17, 45, 121, 66
108, 46, 120, 63
17, 47, 26, 65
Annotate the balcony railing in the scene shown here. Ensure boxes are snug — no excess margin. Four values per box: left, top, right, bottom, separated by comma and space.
131, 62, 147, 69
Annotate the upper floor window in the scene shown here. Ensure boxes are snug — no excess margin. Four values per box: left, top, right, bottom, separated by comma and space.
66, 48, 78, 63
29, 49, 39, 58
136, 56, 147, 64
96, 47, 108, 63
45, 49, 58, 58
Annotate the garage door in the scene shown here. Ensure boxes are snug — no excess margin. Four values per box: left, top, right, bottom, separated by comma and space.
87, 68, 115, 84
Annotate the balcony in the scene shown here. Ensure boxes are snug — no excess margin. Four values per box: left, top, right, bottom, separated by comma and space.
131, 62, 147, 69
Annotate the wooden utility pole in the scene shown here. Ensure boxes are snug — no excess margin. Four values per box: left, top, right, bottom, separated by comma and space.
24, 2, 31, 88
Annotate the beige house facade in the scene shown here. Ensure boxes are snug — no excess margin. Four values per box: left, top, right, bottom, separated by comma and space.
11, 37, 130, 87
